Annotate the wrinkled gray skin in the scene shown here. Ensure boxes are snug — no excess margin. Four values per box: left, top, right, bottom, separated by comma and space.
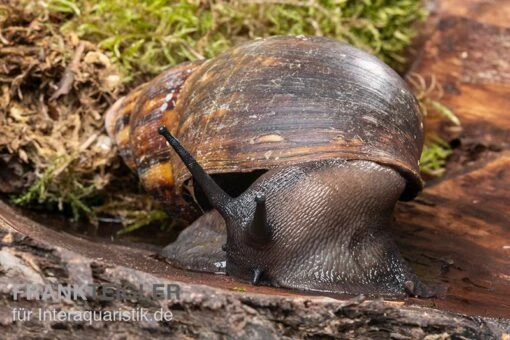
163, 159, 433, 297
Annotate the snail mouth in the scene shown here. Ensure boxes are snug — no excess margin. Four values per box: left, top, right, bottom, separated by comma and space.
192, 170, 267, 211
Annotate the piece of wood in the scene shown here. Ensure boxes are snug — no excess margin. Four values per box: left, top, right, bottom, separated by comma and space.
1, 217, 509, 338
398, 1, 510, 318
409, 4, 510, 147
437, 0, 510, 26
395, 153, 510, 318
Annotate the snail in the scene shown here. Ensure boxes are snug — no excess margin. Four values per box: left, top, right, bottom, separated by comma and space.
105, 35, 433, 297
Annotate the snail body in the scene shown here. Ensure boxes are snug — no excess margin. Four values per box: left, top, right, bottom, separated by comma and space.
106, 36, 431, 296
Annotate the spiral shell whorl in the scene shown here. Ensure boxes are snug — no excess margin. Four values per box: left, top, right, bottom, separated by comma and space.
105, 61, 205, 212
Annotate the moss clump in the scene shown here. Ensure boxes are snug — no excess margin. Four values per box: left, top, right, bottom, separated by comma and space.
0, 1, 170, 233
47, 0, 427, 83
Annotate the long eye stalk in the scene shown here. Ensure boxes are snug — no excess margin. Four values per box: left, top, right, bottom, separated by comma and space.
158, 126, 232, 215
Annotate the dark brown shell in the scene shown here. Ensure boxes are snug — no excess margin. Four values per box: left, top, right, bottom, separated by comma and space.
106, 35, 424, 213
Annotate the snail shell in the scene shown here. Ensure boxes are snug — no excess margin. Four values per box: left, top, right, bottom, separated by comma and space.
106, 36, 423, 216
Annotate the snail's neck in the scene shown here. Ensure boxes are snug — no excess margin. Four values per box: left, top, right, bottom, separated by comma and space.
237, 159, 407, 243
305, 159, 406, 232
260, 159, 406, 225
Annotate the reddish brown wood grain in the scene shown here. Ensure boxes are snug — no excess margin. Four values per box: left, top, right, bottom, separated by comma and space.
410, 9, 510, 145
395, 153, 510, 318
398, 0, 510, 318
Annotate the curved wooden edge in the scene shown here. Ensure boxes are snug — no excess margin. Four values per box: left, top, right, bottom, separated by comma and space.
1, 201, 509, 337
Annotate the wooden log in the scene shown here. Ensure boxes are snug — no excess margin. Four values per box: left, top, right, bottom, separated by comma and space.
395, 153, 510, 318
1, 213, 509, 338
409, 2, 510, 147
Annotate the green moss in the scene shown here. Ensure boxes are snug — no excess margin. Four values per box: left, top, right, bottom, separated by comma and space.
12, 156, 96, 221
417, 100, 457, 177
419, 137, 453, 177
407, 73, 460, 176
115, 210, 169, 235
48, 0, 427, 82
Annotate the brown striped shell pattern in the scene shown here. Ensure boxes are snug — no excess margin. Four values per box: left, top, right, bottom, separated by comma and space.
105, 35, 424, 219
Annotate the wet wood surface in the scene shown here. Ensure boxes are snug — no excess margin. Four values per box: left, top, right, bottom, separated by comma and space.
1, 202, 509, 338
398, 0, 510, 318
395, 154, 510, 318
410, 0, 510, 146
